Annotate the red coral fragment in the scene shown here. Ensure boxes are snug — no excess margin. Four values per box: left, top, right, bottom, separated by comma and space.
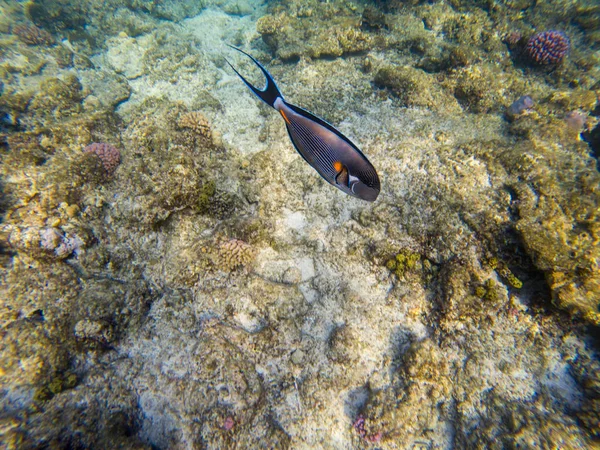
353, 414, 382, 443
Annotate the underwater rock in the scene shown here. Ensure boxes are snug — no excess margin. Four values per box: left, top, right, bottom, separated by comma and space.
374, 65, 461, 113
449, 63, 517, 114
106, 35, 147, 79
13, 23, 55, 46
360, 6, 387, 31
257, 3, 373, 60
27, 74, 84, 126
78, 70, 132, 109
74, 319, 114, 345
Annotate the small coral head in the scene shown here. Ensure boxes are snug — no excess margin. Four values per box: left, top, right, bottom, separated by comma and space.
503, 31, 523, 47
526, 31, 570, 65
84, 143, 121, 175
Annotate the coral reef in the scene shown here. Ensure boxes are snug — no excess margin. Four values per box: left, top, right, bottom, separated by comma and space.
256, 1, 374, 60
177, 111, 211, 138
0, 0, 599, 448
374, 65, 462, 113
114, 98, 227, 228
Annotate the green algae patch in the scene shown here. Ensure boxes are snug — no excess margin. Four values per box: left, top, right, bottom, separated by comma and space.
384, 249, 439, 285
386, 249, 422, 278
485, 257, 523, 289
34, 371, 77, 402
474, 279, 501, 303
196, 179, 216, 213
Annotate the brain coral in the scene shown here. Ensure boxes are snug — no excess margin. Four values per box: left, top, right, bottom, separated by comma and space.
216, 238, 254, 271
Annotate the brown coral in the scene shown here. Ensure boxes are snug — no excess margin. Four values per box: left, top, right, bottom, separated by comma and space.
216, 238, 254, 271
13, 23, 55, 46
178, 111, 211, 138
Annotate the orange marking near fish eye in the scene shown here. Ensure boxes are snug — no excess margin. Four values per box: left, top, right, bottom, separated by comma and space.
333, 161, 343, 172
280, 109, 291, 125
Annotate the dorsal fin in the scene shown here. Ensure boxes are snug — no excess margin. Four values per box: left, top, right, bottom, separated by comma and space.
225, 45, 283, 108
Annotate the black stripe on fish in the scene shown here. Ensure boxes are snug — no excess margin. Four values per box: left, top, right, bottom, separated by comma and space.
284, 114, 337, 179
280, 101, 378, 185
279, 99, 378, 192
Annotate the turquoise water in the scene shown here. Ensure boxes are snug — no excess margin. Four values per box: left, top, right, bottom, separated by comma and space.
0, 0, 599, 448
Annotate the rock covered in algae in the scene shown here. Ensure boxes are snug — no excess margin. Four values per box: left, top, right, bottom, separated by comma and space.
257, 1, 374, 60
374, 65, 461, 113
113, 98, 230, 228
13, 22, 55, 46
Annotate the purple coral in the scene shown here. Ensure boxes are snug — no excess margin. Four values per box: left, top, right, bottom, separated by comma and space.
84, 143, 121, 175
565, 111, 586, 131
525, 31, 570, 65
506, 95, 534, 119
353, 414, 382, 443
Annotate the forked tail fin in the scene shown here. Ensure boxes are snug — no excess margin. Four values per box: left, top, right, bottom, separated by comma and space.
225, 45, 284, 108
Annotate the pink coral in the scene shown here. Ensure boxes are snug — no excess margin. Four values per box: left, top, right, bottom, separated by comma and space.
223, 416, 234, 431
84, 143, 121, 175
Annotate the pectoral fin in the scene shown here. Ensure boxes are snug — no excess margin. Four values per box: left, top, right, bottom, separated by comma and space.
334, 161, 350, 188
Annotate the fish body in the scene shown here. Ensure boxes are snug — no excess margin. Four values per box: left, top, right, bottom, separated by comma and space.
226, 46, 380, 202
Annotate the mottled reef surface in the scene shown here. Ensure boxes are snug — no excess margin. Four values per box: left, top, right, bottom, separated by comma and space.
1, 0, 599, 448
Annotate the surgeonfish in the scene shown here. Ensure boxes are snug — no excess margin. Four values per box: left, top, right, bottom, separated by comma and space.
225, 45, 381, 202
